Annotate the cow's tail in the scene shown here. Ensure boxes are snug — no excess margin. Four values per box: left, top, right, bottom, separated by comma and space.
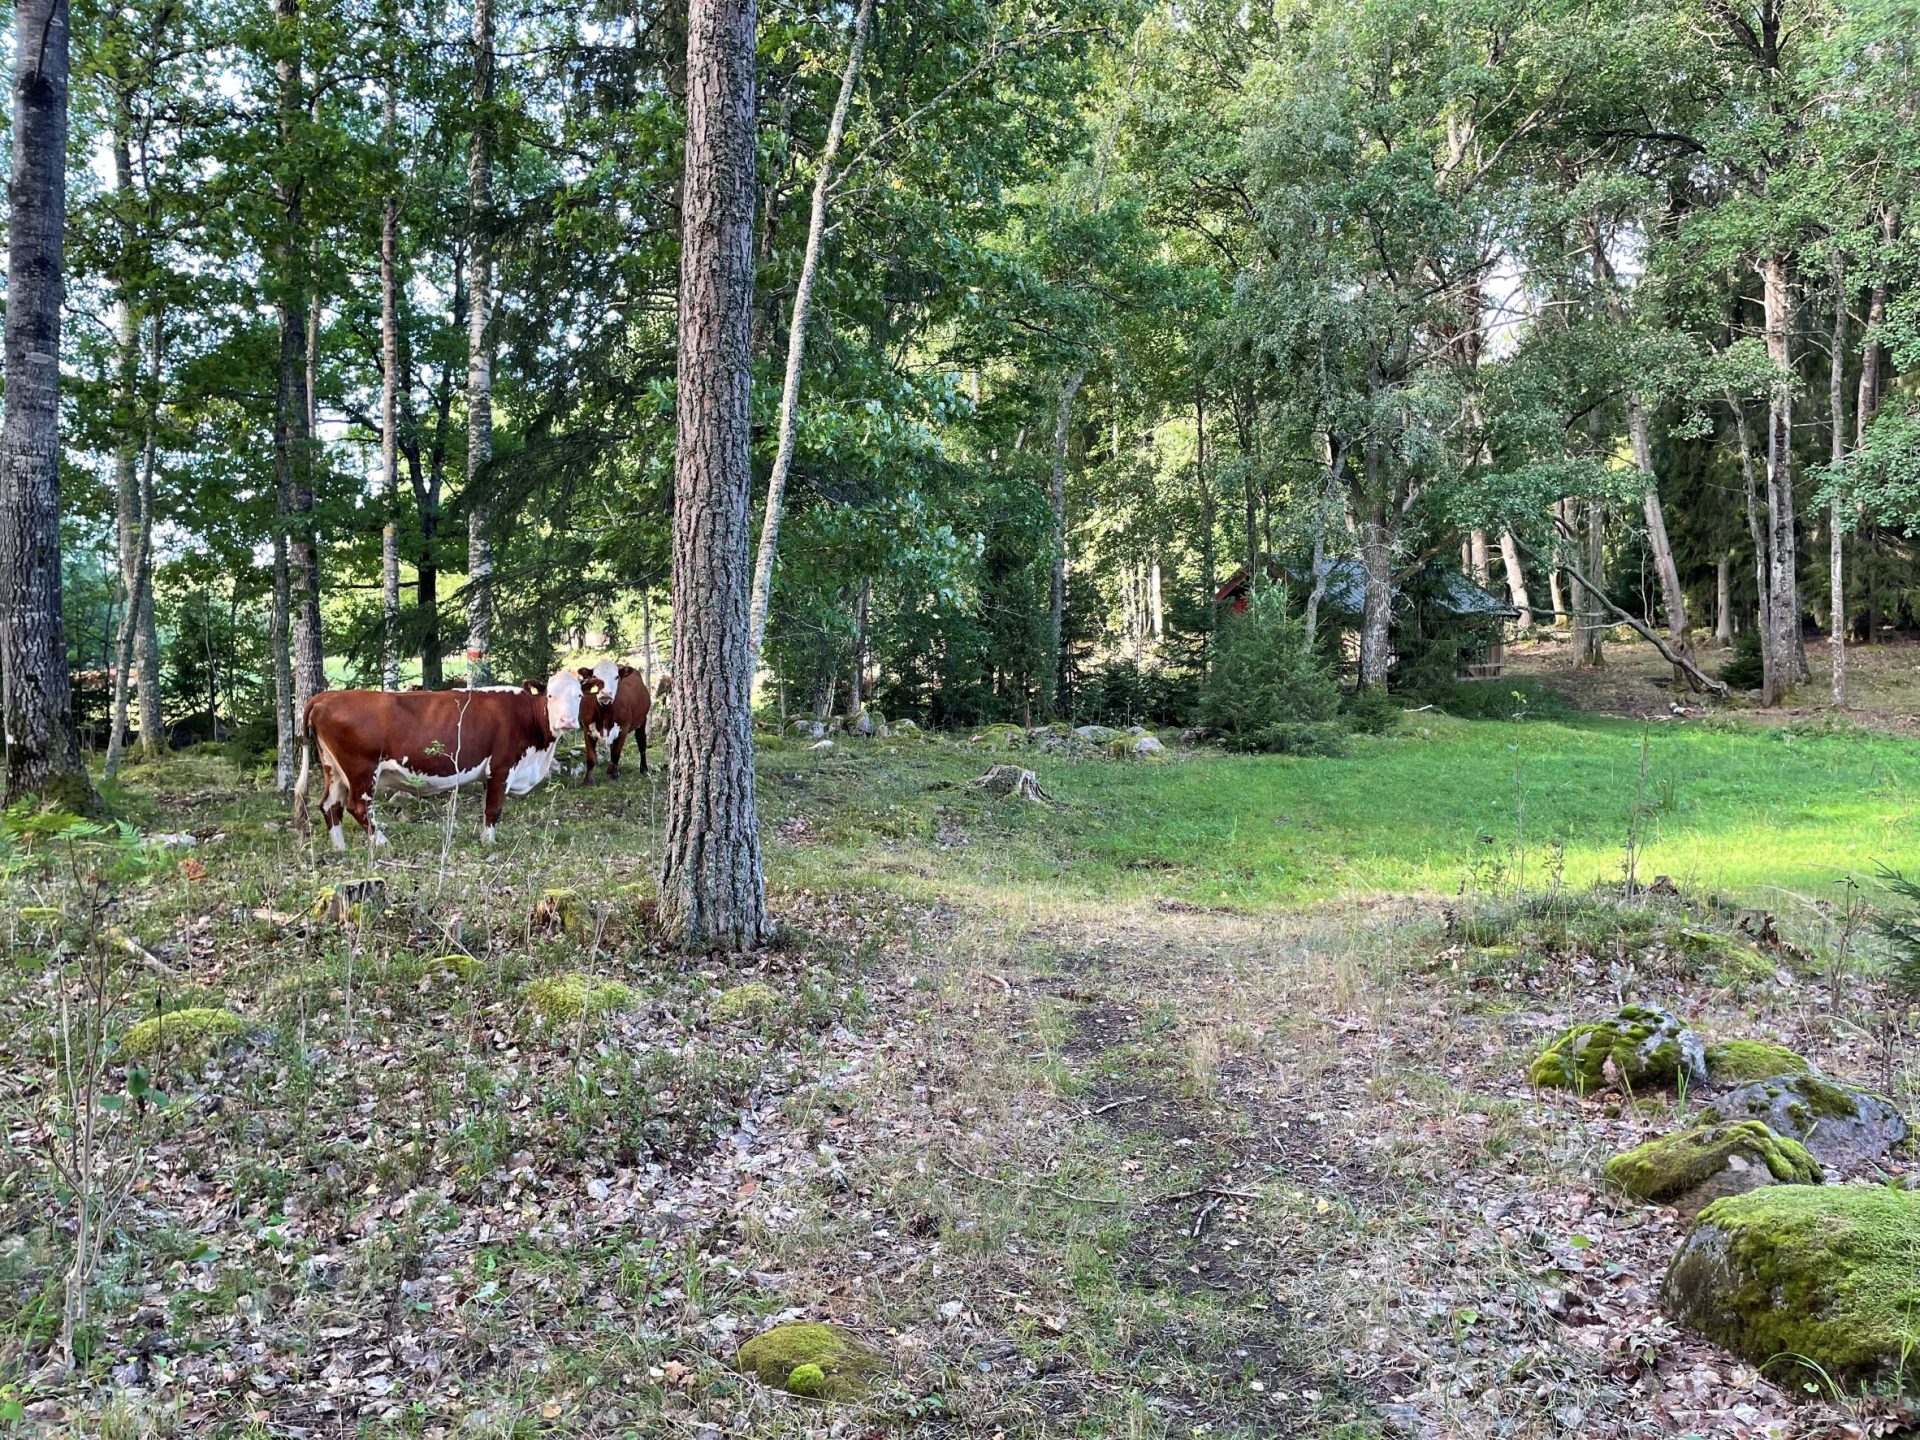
291, 711, 315, 832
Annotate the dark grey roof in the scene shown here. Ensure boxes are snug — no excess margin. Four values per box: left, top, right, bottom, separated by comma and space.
1219, 554, 1519, 621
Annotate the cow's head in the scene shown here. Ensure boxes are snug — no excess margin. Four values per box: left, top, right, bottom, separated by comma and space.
544, 669, 598, 735
576, 665, 616, 710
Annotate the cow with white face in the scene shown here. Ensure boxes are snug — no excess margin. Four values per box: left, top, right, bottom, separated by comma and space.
575, 660, 652, 781
294, 669, 596, 848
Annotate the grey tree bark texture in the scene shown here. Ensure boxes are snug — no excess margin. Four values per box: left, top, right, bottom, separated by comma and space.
658, 0, 773, 952
1044, 367, 1085, 717
746, 0, 877, 670
1497, 530, 1532, 629
464, 0, 496, 681
1, 0, 98, 811
380, 18, 402, 691
1627, 399, 1694, 684
1828, 254, 1847, 705
107, 312, 161, 780
1760, 253, 1799, 706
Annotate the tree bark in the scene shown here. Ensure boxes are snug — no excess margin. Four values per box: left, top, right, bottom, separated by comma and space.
658, 0, 771, 952
746, 0, 876, 669
1303, 435, 1344, 653
380, 10, 402, 690
1196, 382, 1214, 650
1628, 399, 1694, 685
1044, 367, 1084, 718
1828, 252, 1847, 705
106, 314, 161, 780
1715, 554, 1734, 646
1467, 528, 1489, 587
1497, 529, 1532, 629
1575, 500, 1606, 668
464, 0, 495, 681
1, 0, 97, 811
1732, 392, 1771, 677
1546, 500, 1568, 625
1356, 437, 1393, 688
1760, 253, 1798, 706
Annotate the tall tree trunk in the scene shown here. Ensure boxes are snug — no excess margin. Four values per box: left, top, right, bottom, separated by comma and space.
380, 19, 402, 691
271, 532, 294, 788
464, 0, 495, 680
1628, 400, 1694, 685
1303, 435, 1344, 653
107, 289, 141, 777
1467, 529, 1489, 587
1547, 500, 1568, 625
1044, 368, 1084, 719
746, 0, 876, 668
106, 314, 162, 780
1196, 383, 1214, 650
1575, 501, 1606, 668
658, 0, 771, 951
1828, 253, 1847, 705
1356, 440, 1393, 689
849, 577, 869, 713
1, 0, 97, 811
1715, 554, 1734, 646
1760, 253, 1798, 706
1498, 529, 1532, 629
1852, 214, 1893, 648
1733, 393, 1771, 677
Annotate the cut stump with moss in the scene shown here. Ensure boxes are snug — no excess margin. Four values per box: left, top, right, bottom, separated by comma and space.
1605, 1120, 1820, 1216
1663, 1186, 1920, 1385
120, 1007, 248, 1067
713, 981, 779, 1025
1529, 1003, 1705, 1094
1702, 1039, 1812, 1086
1695, 1073, 1906, 1172
735, 1321, 883, 1400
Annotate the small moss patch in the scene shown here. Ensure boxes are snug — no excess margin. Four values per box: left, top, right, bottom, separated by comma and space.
1605, 1120, 1820, 1202
522, 973, 636, 1024
713, 981, 779, 1025
1663, 1186, 1920, 1383
120, 1007, 247, 1066
1704, 1039, 1811, 1085
735, 1321, 882, 1400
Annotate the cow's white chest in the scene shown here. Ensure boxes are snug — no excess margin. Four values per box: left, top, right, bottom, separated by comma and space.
599, 722, 622, 748
504, 743, 558, 796
375, 756, 490, 796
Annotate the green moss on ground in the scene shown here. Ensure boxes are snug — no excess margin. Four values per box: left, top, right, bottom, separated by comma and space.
1704, 1039, 1812, 1085
120, 1007, 247, 1065
735, 1321, 882, 1400
1605, 1120, 1821, 1202
970, 723, 1028, 750
1663, 1186, 1920, 1382
522, 973, 636, 1024
713, 981, 779, 1025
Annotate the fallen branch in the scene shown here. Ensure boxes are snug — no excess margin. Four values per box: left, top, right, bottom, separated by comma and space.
1086, 1093, 1148, 1116
1511, 536, 1728, 697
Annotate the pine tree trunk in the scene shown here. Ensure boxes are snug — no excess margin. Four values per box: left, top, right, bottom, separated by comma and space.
107, 290, 141, 779
1045, 368, 1085, 718
1760, 253, 1798, 706
658, 0, 771, 952
380, 26, 402, 691
1828, 253, 1847, 706
1, 0, 98, 812
464, 0, 495, 681
1498, 529, 1532, 629
1628, 399, 1694, 684
746, 0, 876, 668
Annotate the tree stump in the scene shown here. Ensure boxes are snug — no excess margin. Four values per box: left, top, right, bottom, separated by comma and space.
971, 765, 1052, 803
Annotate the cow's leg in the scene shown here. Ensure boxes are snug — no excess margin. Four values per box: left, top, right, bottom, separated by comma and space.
318, 749, 352, 852
581, 728, 598, 784
639, 720, 648, 775
482, 769, 508, 844
608, 730, 627, 779
346, 782, 388, 849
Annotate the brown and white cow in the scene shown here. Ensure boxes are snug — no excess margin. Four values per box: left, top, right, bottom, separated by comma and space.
577, 660, 651, 781
293, 670, 596, 848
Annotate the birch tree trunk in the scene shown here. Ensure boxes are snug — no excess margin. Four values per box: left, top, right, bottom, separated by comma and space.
745, 0, 876, 669
1356, 439, 1393, 689
107, 290, 142, 777
1828, 253, 1847, 705
1467, 529, 1489, 587
1, 0, 97, 810
1733, 393, 1772, 680
1045, 367, 1085, 718
1575, 501, 1606, 668
464, 0, 496, 680
1628, 399, 1694, 684
1302, 436, 1344, 653
1498, 530, 1532, 629
1760, 253, 1799, 706
658, 0, 772, 952
380, 19, 402, 690
1546, 499, 1567, 625
107, 313, 161, 780
1716, 555, 1734, 646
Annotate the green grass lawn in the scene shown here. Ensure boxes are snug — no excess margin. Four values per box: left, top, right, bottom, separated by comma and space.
764, 712, 1918, 911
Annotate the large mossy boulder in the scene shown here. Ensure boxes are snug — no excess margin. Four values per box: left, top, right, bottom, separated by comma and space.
1605, 1121, 1820, 1215
735, 1321, 883, 1400
1695, 1073, 1906, 1172
1529, 1003, 1705, 1094
1703, 1039, 1812, 1086
1663, 1186, 1920, 1384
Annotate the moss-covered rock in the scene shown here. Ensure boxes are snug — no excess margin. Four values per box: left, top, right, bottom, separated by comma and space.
1605, 1121, 1820, 1212
1663, 1186, 1920, 1384
969, 723, 1028, 750
1695, 1073, 1907, 1172
713, 981, 779, 1025
522, 973, 636, 1024
120, 1007, 247, 1066
1703, 1039, 1812, 1086
426, 954, 478, 982
310, 878, 386, 924
735, 1321, 882, 1400
1529, 1003, 1705, 1094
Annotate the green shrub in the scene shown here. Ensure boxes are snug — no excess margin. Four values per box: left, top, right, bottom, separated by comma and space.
1339, 684, 1402, 735
1198, 587, 1342, 753
1719, 630, 1765, 690
1410, 678, 1573, 722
